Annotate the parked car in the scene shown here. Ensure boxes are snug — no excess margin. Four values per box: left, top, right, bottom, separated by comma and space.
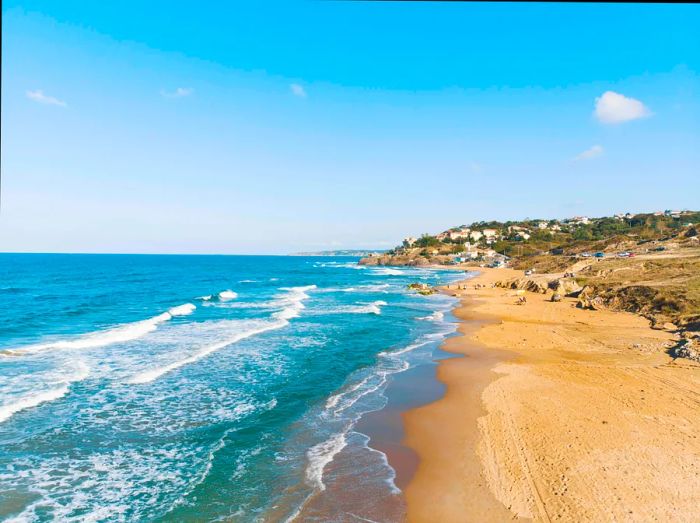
524, 269, 535, 276
617, 252, 631, 258
594, 252, 605, 258
581, 252, 592, 258
652, 246, 666, 252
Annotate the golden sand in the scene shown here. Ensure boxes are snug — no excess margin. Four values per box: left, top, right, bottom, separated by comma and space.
403, 268, 700, 522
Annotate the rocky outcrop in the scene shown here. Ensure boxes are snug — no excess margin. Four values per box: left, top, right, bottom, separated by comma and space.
669, 338, 700, 362
358, 254, 447, 267
407, 283, 437, 295
496, 276, 583, 298
548, 278, 583, 297
495, 278, 549, 294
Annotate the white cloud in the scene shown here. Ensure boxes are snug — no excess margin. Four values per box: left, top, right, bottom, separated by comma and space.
574, 145, 604, 162
161, 87, 194, 98
594, 91, 650, 124
26, 90, 67, 107
290, 83, 306, 98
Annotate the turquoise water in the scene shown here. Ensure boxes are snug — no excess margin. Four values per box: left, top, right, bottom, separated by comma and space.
0, 254, 464, 522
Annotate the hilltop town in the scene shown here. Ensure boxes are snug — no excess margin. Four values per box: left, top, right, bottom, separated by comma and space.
362, 209, 698, 268
361, 209, 700, 355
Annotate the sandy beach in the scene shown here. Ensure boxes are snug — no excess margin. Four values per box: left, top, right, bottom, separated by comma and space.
403, 268, 700, 522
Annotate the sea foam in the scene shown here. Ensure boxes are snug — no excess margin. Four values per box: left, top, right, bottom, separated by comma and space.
370, 268, 404, 276
128, 286, 315, 384
418, 310, 444, 322
2, 303, 196, 356
0, 360, 89, 423
319, 300, 387, 316
305, 432, 348, 491
127, 321, 281, 384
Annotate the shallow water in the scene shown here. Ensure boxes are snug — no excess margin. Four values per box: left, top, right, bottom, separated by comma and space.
0, 254, 465, 522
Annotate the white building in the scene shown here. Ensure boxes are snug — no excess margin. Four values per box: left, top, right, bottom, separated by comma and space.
482, 229, 500, 244
469, 231, 483, 242
448, 228, 471, 240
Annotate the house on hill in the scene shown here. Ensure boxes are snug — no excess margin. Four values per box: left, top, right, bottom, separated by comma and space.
448, 228, 471, 240
570, 216, 590, 225
482, 229, 500, 244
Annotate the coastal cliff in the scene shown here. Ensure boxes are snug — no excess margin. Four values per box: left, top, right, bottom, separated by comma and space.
358, 254, 449, 267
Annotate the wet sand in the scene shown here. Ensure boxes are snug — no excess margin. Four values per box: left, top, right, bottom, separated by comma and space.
295, 313, 464, 522
403, 268, 700, 522
356, 344, 459, 491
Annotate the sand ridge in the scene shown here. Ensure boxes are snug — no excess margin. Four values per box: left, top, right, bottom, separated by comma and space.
403, 268, 700, 522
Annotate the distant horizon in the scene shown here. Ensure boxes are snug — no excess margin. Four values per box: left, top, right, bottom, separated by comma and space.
2, 2, 699, 254
0, 205, 694, 256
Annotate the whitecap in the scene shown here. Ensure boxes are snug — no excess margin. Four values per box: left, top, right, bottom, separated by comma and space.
418, 310, 444, 322
273, 285, 316, 321
127, 320, 281, 384
2, 304, 196, 356
316, 300, 387, 316
218, 290, 238, 301
168, 303, 196, 316
370, 268, 404, 276
129, 287, 315, 384
0, 360, 89, 423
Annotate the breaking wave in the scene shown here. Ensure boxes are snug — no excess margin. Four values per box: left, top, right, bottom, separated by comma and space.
2, 303, 196, 356
128, 286, 316, 384
127, 320, 282, 384
305, 432, 348, 491
0, 360, 89, 423
370, 268, 404, 276
418, 310, 444, 322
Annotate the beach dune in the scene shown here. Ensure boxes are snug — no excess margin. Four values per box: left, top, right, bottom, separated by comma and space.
403, 268, 700, 522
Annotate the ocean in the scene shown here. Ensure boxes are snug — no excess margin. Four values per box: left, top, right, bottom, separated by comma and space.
0, 254, 466, 522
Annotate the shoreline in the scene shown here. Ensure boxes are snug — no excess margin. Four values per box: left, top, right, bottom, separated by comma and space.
288, 270, 467, 522
401, 268, 700, 522
400, 278, 516, 521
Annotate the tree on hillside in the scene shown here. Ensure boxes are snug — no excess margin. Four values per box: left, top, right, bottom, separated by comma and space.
572, 226, 593, 241
414, 234, 441, 248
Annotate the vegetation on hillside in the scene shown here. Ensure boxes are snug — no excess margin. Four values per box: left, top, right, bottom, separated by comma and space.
368, 210, 700, 333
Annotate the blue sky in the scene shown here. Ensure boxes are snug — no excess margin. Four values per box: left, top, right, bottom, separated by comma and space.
2, 1, 699, 254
